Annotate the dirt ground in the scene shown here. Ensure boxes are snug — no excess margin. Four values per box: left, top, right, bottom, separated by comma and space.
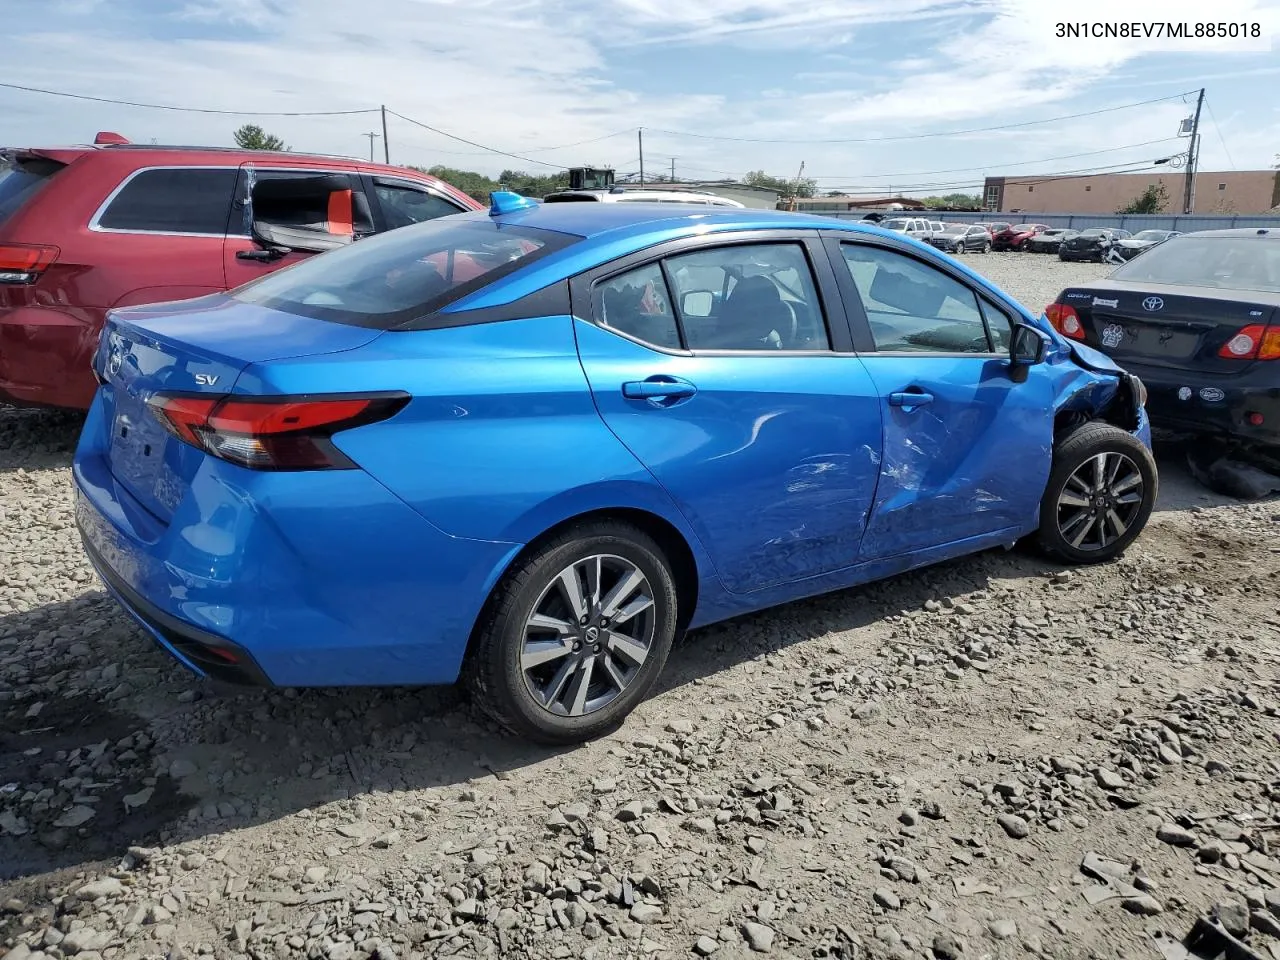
2, 253, 1279, 960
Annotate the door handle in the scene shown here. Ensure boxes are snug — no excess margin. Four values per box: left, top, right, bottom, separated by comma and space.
888, 390, 935, 410
622, 377, 696, 400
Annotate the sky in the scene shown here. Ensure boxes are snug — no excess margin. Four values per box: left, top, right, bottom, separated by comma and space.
3, 0, 1279, 197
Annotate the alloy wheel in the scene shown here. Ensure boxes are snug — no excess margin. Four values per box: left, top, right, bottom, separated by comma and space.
1055, 452, 1145, 552
520, 554, 656, 717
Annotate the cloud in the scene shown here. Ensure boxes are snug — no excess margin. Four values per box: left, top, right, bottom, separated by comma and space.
2, 0, 1278, 188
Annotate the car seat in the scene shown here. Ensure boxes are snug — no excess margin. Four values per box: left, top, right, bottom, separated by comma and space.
721, 275, 792, 349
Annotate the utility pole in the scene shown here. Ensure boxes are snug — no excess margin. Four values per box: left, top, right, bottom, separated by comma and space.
1183, 87, 1205, 215
363, 131, 380, 163
638, 128, 645, 186
670, 157, 676, 182
380, 105, 390, 165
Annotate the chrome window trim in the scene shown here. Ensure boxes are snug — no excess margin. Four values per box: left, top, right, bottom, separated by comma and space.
87, 164, 240, 237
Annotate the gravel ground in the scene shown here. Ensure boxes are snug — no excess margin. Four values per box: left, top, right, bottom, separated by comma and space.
3, 254, 1279, 960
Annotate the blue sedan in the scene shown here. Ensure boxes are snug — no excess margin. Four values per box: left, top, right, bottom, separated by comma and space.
73, 194, 1157, 743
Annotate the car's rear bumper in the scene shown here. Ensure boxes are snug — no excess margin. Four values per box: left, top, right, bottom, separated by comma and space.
0, 306, 102, 410
1122, 360, 1280, 447
73, 390, 523, 687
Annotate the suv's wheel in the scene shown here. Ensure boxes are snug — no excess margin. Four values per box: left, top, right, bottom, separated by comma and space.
466, 521, 678, 744
981, 241, 991, 254
1036, 422, 1158, 564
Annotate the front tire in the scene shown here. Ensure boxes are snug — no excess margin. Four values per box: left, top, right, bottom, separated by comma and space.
1036, 422, 1157, 564
465, 521, 678, 744
981, 241, 991, 254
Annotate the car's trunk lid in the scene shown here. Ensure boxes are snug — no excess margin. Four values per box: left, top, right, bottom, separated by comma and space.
98, 295, 385, 523
1057, 280, 1279, 374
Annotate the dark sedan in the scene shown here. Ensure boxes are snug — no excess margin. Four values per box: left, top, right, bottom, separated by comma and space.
1045, 228, 1280, 450
1026, 228, 1078, 254
992, 223, 1049, 251
1059, 228, 1132, 262
924, 224, 992, 254
1113, 229, 1182, 261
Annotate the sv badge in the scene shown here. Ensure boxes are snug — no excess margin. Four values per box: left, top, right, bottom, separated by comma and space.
195, 373, 220, 386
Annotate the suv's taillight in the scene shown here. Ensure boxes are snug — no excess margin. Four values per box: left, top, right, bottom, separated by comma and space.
146, 392, 410, 470
1045, 303, 1085, 341
0, 244, 60, 284
1218, 324, 1280, 361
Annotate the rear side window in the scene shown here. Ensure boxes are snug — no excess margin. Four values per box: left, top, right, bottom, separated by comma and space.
231, 218, 577, 328
96, 168, 237, 235
0, 157, 63, 225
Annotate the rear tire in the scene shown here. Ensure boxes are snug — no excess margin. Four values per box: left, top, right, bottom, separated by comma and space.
981, 241, 991, 254
1036, 422, 1157, 564
465, 521, 678, 744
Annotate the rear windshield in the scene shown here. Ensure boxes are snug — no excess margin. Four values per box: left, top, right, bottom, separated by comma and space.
1110, 236, 1280, 294
1011, 224, 1037, 231
0, 156, 63, 224
880, 219, 909, 230
231, 218, 579, 328
1080, 229, 1107, 237
1131, 230, 1169, 242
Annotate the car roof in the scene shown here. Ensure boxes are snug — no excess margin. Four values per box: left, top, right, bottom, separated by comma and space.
1173, 228, 1277, 239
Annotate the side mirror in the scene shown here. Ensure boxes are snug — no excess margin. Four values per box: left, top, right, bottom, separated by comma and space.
1009, 322, 1049, 382
680, 290, 715, 317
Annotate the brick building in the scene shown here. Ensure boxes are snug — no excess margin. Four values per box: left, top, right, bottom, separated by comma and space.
982, 170, 1280, 215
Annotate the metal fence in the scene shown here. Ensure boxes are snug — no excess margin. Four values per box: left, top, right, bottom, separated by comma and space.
817, 211, 1280, 232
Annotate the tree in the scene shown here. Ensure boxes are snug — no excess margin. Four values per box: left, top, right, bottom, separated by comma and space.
920, 193, 982, 210
233, 124, 288, 152
1116, 182, 1169, 215
742, 170, 816, 198
411, 166, 570, 203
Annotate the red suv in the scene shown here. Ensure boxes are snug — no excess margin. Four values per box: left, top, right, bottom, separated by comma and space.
0, 134, 482, 410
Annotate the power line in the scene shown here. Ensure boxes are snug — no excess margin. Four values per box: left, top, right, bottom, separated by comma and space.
646, 90, 1198, 144
806, 138, 1182, 180
386, 109, 566, 170
821, 160, 1169, 195
1203, 98, 1237, 171
0, 80, 377, 116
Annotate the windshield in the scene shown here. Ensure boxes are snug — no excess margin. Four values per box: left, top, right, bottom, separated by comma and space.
1080, 229, 1107, 237
880, 219, 910, 231
0, 156, 64, 224
231, 218, 578, 328
990, 223, 1010, 232
1110, 236, 1280, 294
1011, 224, 1037, 232
940, 226, 965, 235
1131, 230, 1169, 242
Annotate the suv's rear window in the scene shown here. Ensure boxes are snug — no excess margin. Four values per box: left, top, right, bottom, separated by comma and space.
230, 217, 579, 328
96, 168, 237, 235
0, 156, 63, 225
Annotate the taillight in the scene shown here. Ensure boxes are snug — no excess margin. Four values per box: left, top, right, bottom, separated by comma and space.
146, 392, 409, 470
1045, 303, 1085, 341
1219, 324, 1280, 361
0, 244, 60, 284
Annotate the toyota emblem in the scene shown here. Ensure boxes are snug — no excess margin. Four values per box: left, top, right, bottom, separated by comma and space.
1142, 296, 1164, 312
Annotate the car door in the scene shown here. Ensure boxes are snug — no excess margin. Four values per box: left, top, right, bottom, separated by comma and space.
824, 234, 1055, 560
572, 233, 884, 595
222, 164, 375, 291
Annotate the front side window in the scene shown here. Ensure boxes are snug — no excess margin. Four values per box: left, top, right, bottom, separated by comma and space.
665, 243, 829, 351
374, 182, 462, 229
232, 219, 575, 328
97, 168, 238, 234
840, 243, 995, 354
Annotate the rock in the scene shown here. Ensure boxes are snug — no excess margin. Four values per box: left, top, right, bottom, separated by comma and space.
1093, 768, 1126, 790
1157, 744, 1183, 765
454, 899, 484, 921
326, 943, 355, 960
873, 888, 901, 911
932, 933, 965, 959
1267, 889, 1280, 917
1214, 900, 1250, 940
122, 787, 153, 811
741, 922, 775, 953
61, 928, 109, 954
694, 935, 720, 956
304, 866, 329, 884
168, 759, 197, 778
371, 831, 400, 849
666, 719, 694, 736
997, 814, 1029, 839
53, 805, 95, 828
1251, 910, 1280, 938
898, 808, 919, 826
1122, 895, 1163, 916
494, 908, 520, 931
76, 878, 124, 900
1156, 823, 1198, 847
335, 823, 372, 839
3, 898, 26, 913
616, 801, 645, 822
988, 919, 1016, 940
630, 903, 663, 925
181, 853, 206, 870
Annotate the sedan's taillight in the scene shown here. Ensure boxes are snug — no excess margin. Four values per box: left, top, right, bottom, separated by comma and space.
1218, 324, 1280, 361
0, 244, 60, 284
1045, 303, 1085, 341
146, 392, 410, 470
